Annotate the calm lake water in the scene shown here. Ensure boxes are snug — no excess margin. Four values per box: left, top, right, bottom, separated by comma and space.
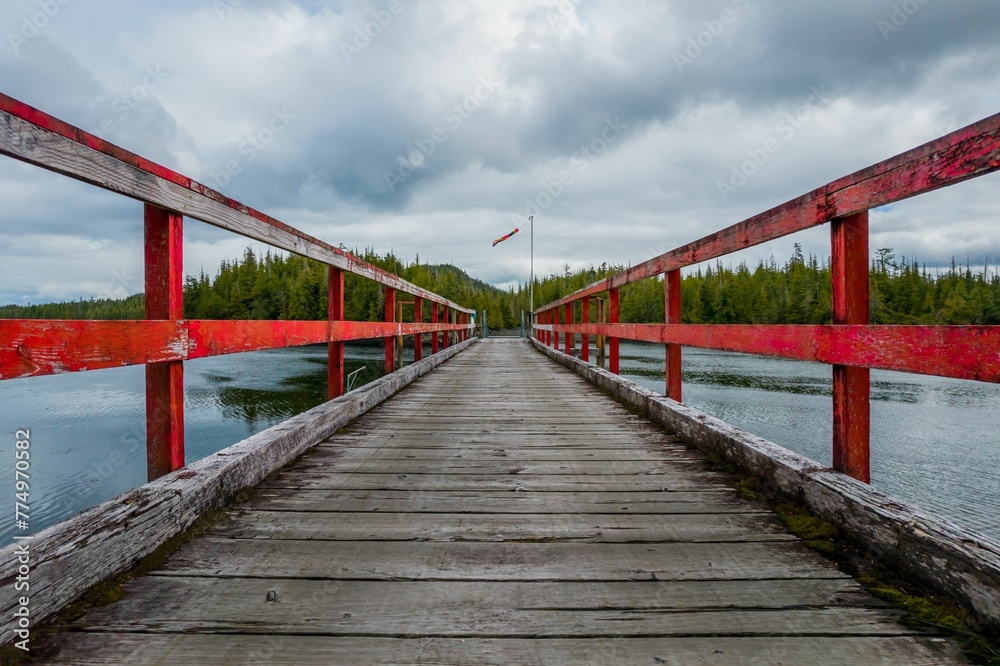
1, 340, 997, 544
617, 340, 1000, 541
0, 343, 403, 545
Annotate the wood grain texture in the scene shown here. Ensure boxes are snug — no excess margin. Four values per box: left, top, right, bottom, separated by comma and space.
34, 341, 967, 664
0, 338, 476, 645
207, 510, 792, 542
245, 489, 745, 514
36, 635, 966, 666
534, 336, 1000, 631
0, 319, 473, 380
536, 323, 1000, 383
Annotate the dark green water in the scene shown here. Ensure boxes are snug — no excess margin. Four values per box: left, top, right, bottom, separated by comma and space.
0, 340, 997, 544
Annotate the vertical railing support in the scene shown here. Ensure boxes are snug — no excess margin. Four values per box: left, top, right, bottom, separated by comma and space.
553, 308, 560, 351
443, 306, 451, 349
144, 204, 184, 482
596, 298, 606, 369
665, 269, 682, 402
395, 300, 404, 371
431, 303, 440, 355
609, 288, 620, 375
831, 211, 871, 483
413, 297, 423, 362
328, 267, 345, 399
581, 297, 590, 363
384, 287, 396, 374
566, 303, 574, 356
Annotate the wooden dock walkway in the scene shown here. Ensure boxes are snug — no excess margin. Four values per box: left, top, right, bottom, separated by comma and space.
36, 340, 966, 664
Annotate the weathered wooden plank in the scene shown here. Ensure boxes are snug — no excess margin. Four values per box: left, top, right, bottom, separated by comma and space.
246, 489, 745, 515
533, 338, 1000, 629
0, 320, 471, 380
61, 577, 880, 623
26, 340, 970, 662
0, 320, 187, 379
33, 635, 969, 666
261, 472, 729, 492
283, 460, 702, 476
208, 511, 794, 543
154, 539, 849, 581
0, 339, 477, 644
66, 577, 906, 637
313, 446, 694, 462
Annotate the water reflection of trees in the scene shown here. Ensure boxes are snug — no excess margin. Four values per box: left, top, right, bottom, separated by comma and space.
214, 360, 383, 426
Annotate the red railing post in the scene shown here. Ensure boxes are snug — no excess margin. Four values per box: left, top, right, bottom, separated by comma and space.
443, 306, 451, 349
328, 268, 345, 399
144, 204, 184, 482
831, 211, 871, 483
554, 308, 561, 351
413, 297, 423, 362
384, 287, 396, 374
564, 303, 573, 355
581, 297, 590, 362
431, 302, 440, 354
665, 269, 682, 402
609, 288, 620, 374
546, 310, 552, 347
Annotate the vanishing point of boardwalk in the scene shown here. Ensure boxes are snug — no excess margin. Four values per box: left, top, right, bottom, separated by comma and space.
35, 340, 965, 664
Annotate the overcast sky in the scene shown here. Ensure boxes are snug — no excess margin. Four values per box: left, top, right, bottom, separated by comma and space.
1, 0, 999, 305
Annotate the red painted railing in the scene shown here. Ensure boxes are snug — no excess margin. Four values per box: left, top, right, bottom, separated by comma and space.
0, 93, 474, 481
534, 113, 1000, 483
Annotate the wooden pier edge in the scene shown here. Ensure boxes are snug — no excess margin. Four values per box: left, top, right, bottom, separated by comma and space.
529, 338, 1000, 630
0, 338, 478, 646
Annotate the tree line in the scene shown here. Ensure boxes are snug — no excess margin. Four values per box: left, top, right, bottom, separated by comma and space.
2, 245, 997, 327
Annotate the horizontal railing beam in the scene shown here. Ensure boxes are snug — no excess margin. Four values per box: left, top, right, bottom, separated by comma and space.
535, 323, 1000, 383
535, 111, 1000, 315
0, 94, 473, 314
0, 320, 475, 380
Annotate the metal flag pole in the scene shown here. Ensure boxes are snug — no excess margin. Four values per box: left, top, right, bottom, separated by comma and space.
529, 215, 534, 335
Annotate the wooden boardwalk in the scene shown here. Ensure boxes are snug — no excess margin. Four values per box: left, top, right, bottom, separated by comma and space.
37, 340, 966, 664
